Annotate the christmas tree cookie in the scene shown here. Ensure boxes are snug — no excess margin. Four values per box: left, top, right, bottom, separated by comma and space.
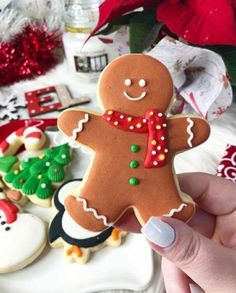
0, 144, 72, 207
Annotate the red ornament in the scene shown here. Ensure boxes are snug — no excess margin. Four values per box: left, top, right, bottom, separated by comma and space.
0, 23, 63, 86
216, 144, 236, 183
157, 0, 236, 45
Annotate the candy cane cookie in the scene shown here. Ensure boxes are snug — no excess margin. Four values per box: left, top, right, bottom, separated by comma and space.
0, 126, 46, 156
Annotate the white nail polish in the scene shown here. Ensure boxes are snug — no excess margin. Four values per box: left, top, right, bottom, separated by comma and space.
141, 217, 175, 247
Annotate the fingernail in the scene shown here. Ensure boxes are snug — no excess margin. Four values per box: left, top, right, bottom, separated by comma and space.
189, 283, 205, 293
141, 217, 175, 247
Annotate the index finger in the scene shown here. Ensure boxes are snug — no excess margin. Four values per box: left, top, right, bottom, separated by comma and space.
178, 172, 236, 216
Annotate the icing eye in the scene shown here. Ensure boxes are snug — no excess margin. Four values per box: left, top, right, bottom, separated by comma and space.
125, 79, 132, 86
139, 79, 146, 87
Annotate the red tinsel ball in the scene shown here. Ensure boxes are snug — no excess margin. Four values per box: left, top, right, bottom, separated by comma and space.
0, 23, 63, 86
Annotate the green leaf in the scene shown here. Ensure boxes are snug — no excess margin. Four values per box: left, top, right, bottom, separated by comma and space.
208, 46, 236, 86
97, 12, 140, 36
129, 8, 160, 53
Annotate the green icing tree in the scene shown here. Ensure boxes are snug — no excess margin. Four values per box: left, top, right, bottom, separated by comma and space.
1, 144, 71, 200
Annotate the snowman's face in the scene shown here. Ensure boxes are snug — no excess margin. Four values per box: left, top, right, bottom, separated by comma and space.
0, 210, 46, 273
0, 209, 12, 233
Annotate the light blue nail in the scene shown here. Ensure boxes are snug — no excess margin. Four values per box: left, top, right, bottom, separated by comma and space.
141, 217, 175, 248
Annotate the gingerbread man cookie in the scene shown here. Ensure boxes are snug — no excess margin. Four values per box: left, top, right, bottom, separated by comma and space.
58, 54, 210, 232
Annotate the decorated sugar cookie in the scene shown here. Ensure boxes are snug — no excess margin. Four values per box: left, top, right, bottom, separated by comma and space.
58, 54, 210, 233
49, 179, 126, 264
0, 196, 47, 273
1, 144, 72, 207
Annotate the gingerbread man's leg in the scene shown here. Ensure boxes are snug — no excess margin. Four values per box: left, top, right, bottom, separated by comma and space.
134, 179, 195, 225
64, 194, 126, 232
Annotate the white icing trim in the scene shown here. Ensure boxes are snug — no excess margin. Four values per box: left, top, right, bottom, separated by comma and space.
123, 91, 146, 101
71, 113, 89, 141
186, 117, 194, 148
76, 196, 113, 227
163, 203, 187, 217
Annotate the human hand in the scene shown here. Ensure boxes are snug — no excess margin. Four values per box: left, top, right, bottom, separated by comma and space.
116, 173, 236, 293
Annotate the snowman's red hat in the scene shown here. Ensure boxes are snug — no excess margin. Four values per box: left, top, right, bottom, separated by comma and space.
0, 199, 19, 224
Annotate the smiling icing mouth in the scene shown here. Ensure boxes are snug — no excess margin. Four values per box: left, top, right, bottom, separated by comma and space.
123, 91, 146, 101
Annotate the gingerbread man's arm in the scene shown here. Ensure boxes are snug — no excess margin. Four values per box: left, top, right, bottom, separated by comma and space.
167, 115, 210, 153
58, 109, 105, 150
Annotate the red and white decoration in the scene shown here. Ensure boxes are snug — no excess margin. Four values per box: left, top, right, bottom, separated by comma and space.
216, 144, 236, 183
25, 84, 90, 117
103, 109, 168, 168
0, 125, 46, 156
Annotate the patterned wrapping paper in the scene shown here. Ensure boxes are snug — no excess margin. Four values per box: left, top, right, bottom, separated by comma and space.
148, 37, 233, 121
102, 31, 233, 121
216, 144, 236, 183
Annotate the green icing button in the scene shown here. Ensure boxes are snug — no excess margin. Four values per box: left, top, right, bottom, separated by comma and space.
130, 145, 140, 152
129, 177, 139, 186
130, 160, 139, 168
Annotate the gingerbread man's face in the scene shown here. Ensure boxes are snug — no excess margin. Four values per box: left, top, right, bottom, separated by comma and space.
98, 54, 174, 116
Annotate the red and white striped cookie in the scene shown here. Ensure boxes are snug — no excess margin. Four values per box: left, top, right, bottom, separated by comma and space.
0, 126, 46, 156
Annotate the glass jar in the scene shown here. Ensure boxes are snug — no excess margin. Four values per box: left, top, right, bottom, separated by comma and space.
63, 0, 110, 82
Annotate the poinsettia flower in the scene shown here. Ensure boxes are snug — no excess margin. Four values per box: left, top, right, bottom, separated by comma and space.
92, 0, 158, 35
157, 0, 236, 45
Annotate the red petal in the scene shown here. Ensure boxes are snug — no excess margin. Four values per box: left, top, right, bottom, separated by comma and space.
92, 0, 157, 35
157, 0, 236, 45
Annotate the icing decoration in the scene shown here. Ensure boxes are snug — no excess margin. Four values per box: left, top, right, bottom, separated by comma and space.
3, 144, 71, 205
0, 156, 18, 173
49, 179, 114, 249
123, 91, 147, 101
216, 144, 236, 182
0, 199, 19, 224
66, 245, 83, 257
0, 126, 46, 156
139, 79, 146, 87
163, 203, 187, 217
124, 79, 132, 86
104, 109, 168, 168
186, 117, 194, 148
7, 190, 23, 202
130, 160, 139, 169
25, 84, 91, 117
131, 145, 140, 153
76, 195, 113, 227
111, 228, 120, 241
70, 113, 90, 141
129, 177, 139, 186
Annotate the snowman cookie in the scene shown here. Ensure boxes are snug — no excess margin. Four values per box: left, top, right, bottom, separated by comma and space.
0, 197, 47, 273
49, 179, 126, 264
58, 54, 210, 232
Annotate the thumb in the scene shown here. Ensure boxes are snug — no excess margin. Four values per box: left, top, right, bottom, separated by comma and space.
141, 217, 236, 293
